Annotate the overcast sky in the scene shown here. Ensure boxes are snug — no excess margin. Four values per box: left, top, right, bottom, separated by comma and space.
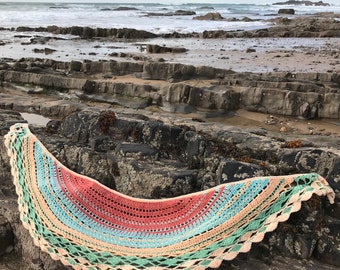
0, 0, 339, 4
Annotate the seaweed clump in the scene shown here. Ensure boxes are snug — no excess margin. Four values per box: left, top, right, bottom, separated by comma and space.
98, 110, 116, 134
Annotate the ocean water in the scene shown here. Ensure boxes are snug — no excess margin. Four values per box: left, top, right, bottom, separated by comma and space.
0, 2, 339, 34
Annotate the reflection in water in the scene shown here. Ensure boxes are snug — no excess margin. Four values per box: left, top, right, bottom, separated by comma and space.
20, 112, 50, 126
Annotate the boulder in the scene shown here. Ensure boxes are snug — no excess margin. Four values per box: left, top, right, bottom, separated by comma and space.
274, 0, 330, 6
217, 159, 268, 183
174, 10, 196, 16
16, 25, 158, 39
193, 12, 224, 21
0, 215, 14, 257
278, 9, 295, 15
113, 7, 139, 11
146, 44, 187, 54
314, 219, 340, 267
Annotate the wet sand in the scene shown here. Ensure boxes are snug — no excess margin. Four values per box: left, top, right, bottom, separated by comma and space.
141, 37, 340, 73
0, 30, 339, 73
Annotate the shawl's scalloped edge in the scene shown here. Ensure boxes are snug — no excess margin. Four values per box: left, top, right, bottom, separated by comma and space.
18, 185, 334, 270
204, 184, 334, 269
4, 123, 336, 270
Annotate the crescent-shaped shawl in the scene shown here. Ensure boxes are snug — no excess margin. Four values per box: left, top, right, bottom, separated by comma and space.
4, 123, 335, 270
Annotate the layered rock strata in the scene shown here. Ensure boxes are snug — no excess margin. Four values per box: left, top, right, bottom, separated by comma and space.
1, 58, 339, 119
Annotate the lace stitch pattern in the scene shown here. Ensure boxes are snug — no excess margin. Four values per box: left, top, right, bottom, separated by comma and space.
4, 123, 335, 269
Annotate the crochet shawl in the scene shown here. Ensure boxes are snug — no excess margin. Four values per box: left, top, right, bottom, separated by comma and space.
4, 123, 335, 270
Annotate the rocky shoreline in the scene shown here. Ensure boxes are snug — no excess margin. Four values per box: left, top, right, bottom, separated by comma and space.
2, 15, 340, 73
0, 12, 339, 270
2, 15, 340, 39
273, 0, 330, 6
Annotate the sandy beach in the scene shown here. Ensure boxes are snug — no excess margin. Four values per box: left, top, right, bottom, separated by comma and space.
1, 33, 340, 73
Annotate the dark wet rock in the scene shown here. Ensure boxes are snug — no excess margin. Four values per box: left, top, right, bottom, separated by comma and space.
113, 7, 139, 11
278, 8, 295, 15
299, 102, 319, 119
46, 120, 61, 134
145, 10, 196, 17
174, 10, 196, 16
227, 17, 255, 22
142, 62, 197, 80
314, 218, 340, 267
82, 80, 97, 94
113, 28, 157, 39
100, 6, 139, 11
183, 130, 205, 159
24, 66, 44, 73
246, 47, 256, 53
32, 47, 57, 55
198, 6, 215, 10
161, 84, 240, 113
12, 62, 28, 71
0, 216, 15, 257
264, 195, 335, 261
116, 142, 157, 156
202, 17, 340, 38
89, 135, 114, 152
59, 109, 101, 143
277, 148, 340, 190
0, 62, 10, 70
146, 44, 187, 54
9, 17, 340, 40
217, 159, 268, 183
16, 26, 158, 39
69, 60, 82, 72
193, 12, 224, 21
242, 16, 254, 22
273, 0, 330, 6
30, 36, 65, 44
49, 5, 69, 9
0, 198, 72, 270
0, 111, 25, 131
316, 238, 339, 266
